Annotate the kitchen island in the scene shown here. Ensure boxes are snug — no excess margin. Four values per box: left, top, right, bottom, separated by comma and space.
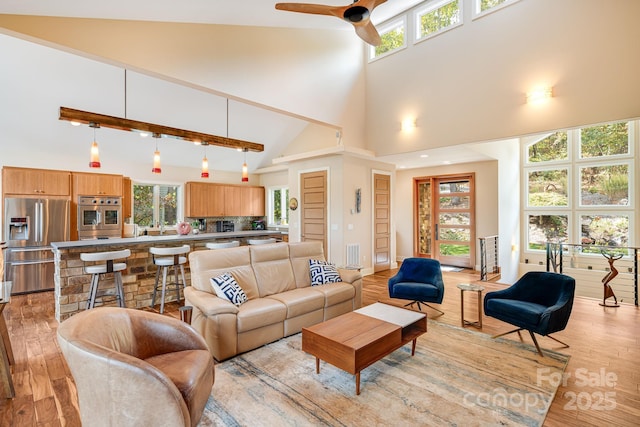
51, 230, 282, 321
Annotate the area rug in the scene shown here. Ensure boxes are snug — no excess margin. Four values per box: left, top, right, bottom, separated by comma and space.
199, 321, 569, 427
441, 265, 464, 272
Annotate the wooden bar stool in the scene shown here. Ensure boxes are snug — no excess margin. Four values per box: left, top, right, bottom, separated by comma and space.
205, 241, 240, 249
80, 249, 131, 309
150, 245, 190, 314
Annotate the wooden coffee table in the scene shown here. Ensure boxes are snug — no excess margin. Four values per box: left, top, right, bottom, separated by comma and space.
302, 302, 427, 395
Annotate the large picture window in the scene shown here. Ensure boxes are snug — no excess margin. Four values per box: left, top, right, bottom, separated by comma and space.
133, 183, 181, 228
523, 120, 635, 252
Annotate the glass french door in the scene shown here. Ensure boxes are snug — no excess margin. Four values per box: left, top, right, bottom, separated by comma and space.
414, 174, 475, 269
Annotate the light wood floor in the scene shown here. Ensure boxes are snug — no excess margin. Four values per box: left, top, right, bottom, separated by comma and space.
1, 268, 638, 426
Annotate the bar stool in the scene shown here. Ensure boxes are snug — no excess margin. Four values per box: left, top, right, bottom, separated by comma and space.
205, 241, 240, 249
150, 245, 190, 314
81, 249, 131, 310
248, 238, 277, 245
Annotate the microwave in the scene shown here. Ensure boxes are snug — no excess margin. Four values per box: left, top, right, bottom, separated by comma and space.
216, 220, 234, 232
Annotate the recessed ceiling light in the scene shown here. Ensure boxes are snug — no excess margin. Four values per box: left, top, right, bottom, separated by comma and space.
442, 161, 451, 165
420, 154, 429, 158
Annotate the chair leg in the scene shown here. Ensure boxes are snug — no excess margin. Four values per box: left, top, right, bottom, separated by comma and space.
403, 301, 444, 316
528, 330, 544, 357
160, 267, 168, 314
174, 265, 181, 303
115, 272, 125, 308
546, 334, 570, 349
492, 327, 523, 340
151, 266, 161, 308
87, 274, 99, 309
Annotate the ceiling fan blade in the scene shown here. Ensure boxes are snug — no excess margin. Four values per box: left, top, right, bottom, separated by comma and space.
354, 20, 381, 46
358, 0, 389, 11
275, 3, 342, 18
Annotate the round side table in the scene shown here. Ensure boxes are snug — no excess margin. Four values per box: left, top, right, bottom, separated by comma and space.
457, 283, 485, 329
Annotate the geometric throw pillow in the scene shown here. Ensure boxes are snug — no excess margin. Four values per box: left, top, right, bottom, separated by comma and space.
210, 272, 248, 306
309, 259, 342, 286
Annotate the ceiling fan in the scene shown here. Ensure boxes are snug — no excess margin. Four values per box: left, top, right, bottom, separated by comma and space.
275, 0, 388, 46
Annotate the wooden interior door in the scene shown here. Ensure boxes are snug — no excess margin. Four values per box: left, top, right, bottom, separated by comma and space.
414, 174, 475, 269
300, 171, 327, 255
373, 173, 391, 272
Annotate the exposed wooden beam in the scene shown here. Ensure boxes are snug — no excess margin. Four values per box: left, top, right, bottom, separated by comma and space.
59, 106, 264, 152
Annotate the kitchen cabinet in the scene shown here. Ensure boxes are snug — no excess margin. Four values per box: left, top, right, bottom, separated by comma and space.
2, 167, 70, 197
241, 186, 265, 217
72, 172, 123, 196
185, 182, 265, 217
122, 177, 132, 219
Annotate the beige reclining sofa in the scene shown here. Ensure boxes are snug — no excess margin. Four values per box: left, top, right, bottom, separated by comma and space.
186, 241, 362, 361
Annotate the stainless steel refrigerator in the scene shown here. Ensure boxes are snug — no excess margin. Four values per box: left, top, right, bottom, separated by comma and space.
3, 198, 70, 294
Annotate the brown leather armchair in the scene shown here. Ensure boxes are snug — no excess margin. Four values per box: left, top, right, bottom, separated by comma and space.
57, 307, 214, 427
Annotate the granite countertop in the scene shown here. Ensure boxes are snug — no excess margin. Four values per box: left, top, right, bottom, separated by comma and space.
51, 230, 282, 249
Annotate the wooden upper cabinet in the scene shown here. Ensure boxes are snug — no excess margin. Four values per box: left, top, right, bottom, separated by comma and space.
185, 182, 265, 218
242, 186, 265, 217
185, 182, 209, 217
2, 167, 70, 196
122, 177, 132, 219
72, 172, 123, 196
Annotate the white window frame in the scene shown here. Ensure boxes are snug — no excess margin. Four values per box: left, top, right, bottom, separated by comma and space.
267, 185, 289, 228
472, 0, 521, 20
133, 181, 184, 229
414, 0, 463, 44
368, 16, 407, 63
522, 120, 636, 254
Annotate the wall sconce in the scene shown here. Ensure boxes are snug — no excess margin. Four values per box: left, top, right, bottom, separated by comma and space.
401, 117, 417, 132
526, 86, 553, 104
88, 122, 101, 168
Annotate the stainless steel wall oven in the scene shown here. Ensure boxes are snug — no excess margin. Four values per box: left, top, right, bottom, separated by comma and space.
77, 196, 122, 240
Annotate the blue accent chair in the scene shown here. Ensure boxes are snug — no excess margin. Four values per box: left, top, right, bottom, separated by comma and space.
388, 258, 445, 315
484, 271, 575, 356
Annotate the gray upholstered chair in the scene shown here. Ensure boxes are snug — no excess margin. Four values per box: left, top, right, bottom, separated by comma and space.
57, 307, 214, 427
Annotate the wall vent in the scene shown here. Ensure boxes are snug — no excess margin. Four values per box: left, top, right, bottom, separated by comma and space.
346, 244, 360, 267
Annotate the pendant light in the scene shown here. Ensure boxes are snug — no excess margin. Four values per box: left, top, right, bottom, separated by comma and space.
241, 148, 248, 182
152, 133, 162, 174
201, 143, 209, 178
89, 122, 101, 168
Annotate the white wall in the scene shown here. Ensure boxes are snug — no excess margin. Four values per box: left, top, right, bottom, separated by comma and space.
395, 159, 499, 270
366, 0, 640, 157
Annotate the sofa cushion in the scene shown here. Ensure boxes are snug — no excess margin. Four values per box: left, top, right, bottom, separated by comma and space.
310, 282, 356, 307
236, 298, 287, 333
266, 288, 325, 318
250, 244, 296, 297
210, 273, 248, 306
289, 241, 326, 288
189, 247, 260, 300
310, 259, 342, 286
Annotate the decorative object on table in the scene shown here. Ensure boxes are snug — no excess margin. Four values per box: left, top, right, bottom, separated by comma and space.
191, 221, 201, 234
388, 257, 445, 315
484, 271, 575, 357
600, 250, 622, 307
177, 221, 192, 235
288, 197, 298, 211
201, 320, 569, 426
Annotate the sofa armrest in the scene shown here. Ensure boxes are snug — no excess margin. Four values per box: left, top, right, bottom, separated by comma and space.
337, 268, 362, 284
184, 286, 239, 317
